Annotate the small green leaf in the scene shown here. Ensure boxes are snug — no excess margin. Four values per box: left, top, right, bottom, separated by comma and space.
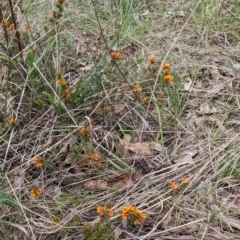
28, 51, 34, 68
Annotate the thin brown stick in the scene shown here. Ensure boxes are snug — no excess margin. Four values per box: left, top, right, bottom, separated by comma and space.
8, 0, 24, 62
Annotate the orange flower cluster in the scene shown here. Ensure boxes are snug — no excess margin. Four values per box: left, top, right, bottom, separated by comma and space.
162, 63, 173, 83
181, 177, 191, 184
97, 205, 114, 218
89, 153, 100, 162
1, 20, 19, 31
110, 51, 122, 60
80, 126, 90, 137
9, 21, 19, 31
63, 89, 71, 100
2, 19, 9, 27
122, 205, 146, 225
8, 118, 15, 126
30, 188, 43, 197
170, 181, 180, 191
141, 97, 148, 103
148, 55, 158, 64
133, 84, 142, 93
97, 29, 103, 35
31, 156, 43, 168
170, 178, 191, 191
57, 69, 62, 77
57, 78, 67, 86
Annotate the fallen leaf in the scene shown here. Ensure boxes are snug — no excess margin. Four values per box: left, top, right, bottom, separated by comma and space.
110, 176, 134, 189
174, 151, 197, 164
83, 180, 109, 191
128, 142, 153, 155
63, 154, 73, 165
150, 142, 164, 152
184, 77, 192, 91
199, 102, 210, 114
114, 104, 126, 114
119, 134, 159, 156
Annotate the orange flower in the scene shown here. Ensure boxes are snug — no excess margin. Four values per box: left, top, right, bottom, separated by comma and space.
121, 205, 146, 225
133, 84, 142, 93
97, 29, 103, 35
57, 78, 67, 86
9, 23, 15, 31
164, 74, 173, 83
2, 19, 9, 27
63, 89, 71, 100
148, 56, 158, 64
89, 153, 100, 162
163, 63, 170, 70
170, 181, 180, 190
107, 208, 114, 217
59, 0, 66, 3
31, 156, 43, 168
162, 69, 170, 75
25, 26, 30, 33
97, 205, 104, 216
9, 21, 19, 31
141, 97, 148, 103
110, 51, 122, 60
8, 118, 15, 126
30, 188, 43, 197
97, 205, 114, 217
56, 69, 62, 77
80, 126, 90, 137
181, 177, 190, 184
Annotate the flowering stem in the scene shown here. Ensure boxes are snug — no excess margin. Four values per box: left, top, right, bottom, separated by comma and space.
0, 8, 9, 48
90, 0, 158, 124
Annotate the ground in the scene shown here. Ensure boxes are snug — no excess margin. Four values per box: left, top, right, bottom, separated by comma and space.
1, 0, 240, 239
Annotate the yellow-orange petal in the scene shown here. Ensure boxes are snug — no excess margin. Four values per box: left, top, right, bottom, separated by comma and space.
148, 56, 158, 64
96, 205, 104, 216
170, 181, 180, 190
108, 209, 114, 217
181, 177, 190, 184
110, 51, 122, 60
163, 63, 170, 69
164, 74, 173, 83
133, 84, 142, 93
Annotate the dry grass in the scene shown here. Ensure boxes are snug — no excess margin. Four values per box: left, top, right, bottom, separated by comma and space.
1, 0, 240, 239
